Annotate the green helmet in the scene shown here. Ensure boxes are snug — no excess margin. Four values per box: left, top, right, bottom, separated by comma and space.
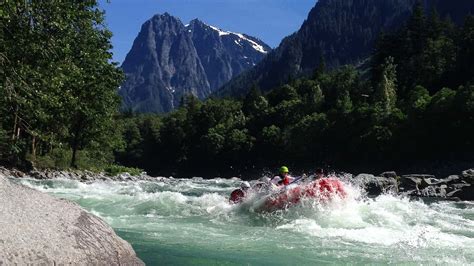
279, 166, 289, 173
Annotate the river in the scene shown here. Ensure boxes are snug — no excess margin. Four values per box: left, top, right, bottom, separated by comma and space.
16, 177, 474, 265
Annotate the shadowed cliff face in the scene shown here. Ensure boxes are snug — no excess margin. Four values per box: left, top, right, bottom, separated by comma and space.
0, 174, 144, 265
120, 13, 270, 113
217, 0, 474, 98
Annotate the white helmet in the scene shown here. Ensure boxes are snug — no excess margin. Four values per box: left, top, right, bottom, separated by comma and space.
240, 181, 251, 189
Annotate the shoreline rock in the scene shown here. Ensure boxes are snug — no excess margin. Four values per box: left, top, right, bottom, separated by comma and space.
0, 173, 144, 265
357, 169, 474, 201
0, 166, 167, 182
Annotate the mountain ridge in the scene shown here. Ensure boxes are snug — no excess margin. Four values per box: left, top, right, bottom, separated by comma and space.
216, 0, 474, 98
119, 13, 271, 113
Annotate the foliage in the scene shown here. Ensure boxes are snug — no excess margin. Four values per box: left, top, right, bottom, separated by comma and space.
0, 1, 123, 169
103, 164, 143, 177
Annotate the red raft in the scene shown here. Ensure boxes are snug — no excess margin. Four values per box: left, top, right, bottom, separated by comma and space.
262, 178, 347, 211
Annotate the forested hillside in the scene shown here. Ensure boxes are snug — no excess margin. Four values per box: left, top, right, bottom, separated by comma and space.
217, 0, 474, 98
116, 6, 474, 176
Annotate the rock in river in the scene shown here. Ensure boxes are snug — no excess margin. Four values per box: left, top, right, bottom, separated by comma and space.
0, 173, 144, 265
355, 173, 398, 196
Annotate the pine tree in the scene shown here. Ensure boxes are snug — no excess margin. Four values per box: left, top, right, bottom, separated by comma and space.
406, 2, 427, 55
374, 57, 398, 115
457, 16, 474, 83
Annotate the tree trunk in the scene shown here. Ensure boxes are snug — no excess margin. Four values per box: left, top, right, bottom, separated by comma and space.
11, 107, 18, 141
71, 144, 78, 168
70, 131, 79, 168
16, 126, 21, 139
31, 135, 36, 161
70, 122, 82, 168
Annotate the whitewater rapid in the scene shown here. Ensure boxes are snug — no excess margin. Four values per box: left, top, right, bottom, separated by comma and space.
15, 177, 474, 265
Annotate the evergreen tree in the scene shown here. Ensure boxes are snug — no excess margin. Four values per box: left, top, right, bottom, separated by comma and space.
243, 86, 267, 117
457, 16, 474, 83
297, 79, 324, 113
374, 57, 398, 115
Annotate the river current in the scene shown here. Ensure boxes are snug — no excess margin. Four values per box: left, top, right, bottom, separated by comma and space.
16, 177, 474, 265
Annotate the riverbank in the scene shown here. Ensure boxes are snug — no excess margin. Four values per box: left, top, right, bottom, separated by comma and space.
0, 166, 160, 182
0, 172, 144, 265
1, 166, 473, 201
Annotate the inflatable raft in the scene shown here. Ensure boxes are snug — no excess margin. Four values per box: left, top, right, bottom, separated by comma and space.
261, 178, 347, 211
230, 178, 347, 211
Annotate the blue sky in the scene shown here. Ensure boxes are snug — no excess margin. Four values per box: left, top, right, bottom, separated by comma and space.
98, 0, 317, 63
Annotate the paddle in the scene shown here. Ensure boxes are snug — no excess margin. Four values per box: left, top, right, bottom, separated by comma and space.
288, 174, 310, 185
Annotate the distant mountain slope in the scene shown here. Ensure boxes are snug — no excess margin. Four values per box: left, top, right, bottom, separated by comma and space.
119, 13, 270, 113
217, 0, 474, 98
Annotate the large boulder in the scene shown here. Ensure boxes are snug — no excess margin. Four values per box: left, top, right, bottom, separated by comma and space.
379, 171, 398, 179
438, 175, 461, 184
447, 183, 474, 201
461, 169, 474, 184
355, 174, 398, 196
419, 184, 448, 197
399, 174, 436, 192
0, 174, 144, 265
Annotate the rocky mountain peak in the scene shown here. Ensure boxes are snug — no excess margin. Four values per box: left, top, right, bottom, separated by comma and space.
119, 13, 271, 113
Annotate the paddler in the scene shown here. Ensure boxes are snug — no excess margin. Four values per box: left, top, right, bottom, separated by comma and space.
271, 166, 294, 186
314, 168, 324, 179
229, 181, 251, 203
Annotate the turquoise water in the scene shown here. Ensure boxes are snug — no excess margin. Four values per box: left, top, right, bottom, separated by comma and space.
16, 177, 474, 265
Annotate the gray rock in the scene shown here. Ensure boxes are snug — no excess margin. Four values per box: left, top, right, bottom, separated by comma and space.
30, 170, 47, 180
420, 185, 447, 197
8, 169, 25, 178
421, 177, 441, 186
462, 169, 474, 183
399, 175, 422, 191
80, 174, 92, 181
118, 173, 132, 181
439, 175, 460, 184
400, 174, 437, 191
450, 182, 471, 190
399, 173, 473, 199
0, 167, 157, 183
380, 171, 397, 179
447, 183, 474, 200
355, 174, 398, 196
0, 173, 143, 265
401, 189, 420, 197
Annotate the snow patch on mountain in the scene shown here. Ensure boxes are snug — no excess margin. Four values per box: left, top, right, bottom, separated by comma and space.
203, 24, 269, 54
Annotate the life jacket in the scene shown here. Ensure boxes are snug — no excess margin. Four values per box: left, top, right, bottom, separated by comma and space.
229, 189, 245, 203
277, 175, 292, 186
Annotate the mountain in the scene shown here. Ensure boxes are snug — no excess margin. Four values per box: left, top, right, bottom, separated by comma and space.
119, 13, 270, 113
217, 0, 474, 98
